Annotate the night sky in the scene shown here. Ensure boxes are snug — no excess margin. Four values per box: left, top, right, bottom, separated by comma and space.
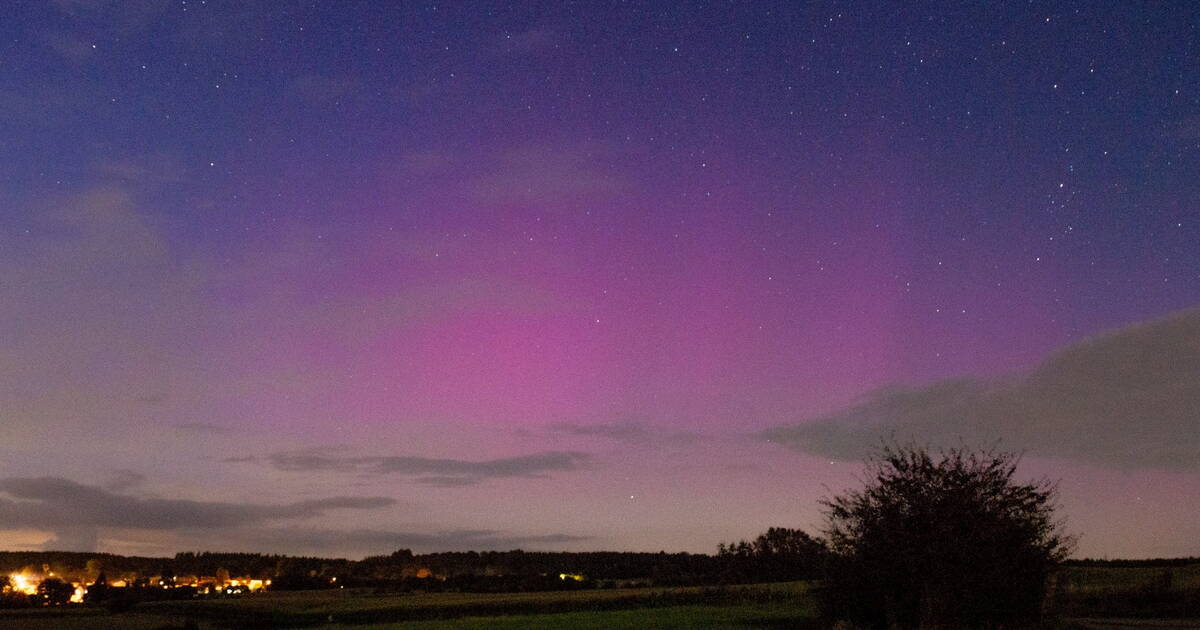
1, 1, 1198, 559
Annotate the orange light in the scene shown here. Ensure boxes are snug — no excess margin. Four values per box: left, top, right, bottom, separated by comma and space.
8, 574, 37, 596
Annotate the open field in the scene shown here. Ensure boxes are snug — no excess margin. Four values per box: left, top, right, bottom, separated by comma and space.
1061, 621, 1200, 629
0, 582, 813, 629
325, 602, 820, 630
4, 567, 1200, 629
1054, 565, 1200, 620
1060, 565, 1200, 594
0, 608, 200, 630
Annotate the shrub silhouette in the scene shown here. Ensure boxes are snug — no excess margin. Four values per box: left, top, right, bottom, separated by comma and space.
820, 443, 1072, 629
35, 577, 74, 606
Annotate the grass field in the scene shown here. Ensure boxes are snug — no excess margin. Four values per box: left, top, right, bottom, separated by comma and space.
328, 602, 820, 630
1060, 565, 1200, 594
1054, 565, 1200, 620
0, 582, 814, 629
3, 567, 1199, 629
0, 604, 819, 630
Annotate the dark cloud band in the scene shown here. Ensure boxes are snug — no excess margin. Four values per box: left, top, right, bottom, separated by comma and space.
764, 308, 1200, 469
252, 450, 589, 486
0, 476, 394, 531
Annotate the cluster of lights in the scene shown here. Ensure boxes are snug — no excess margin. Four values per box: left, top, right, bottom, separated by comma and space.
7, 573, 37, 595
5, 573, 271, 602
227, 578, 270, 591
6, 573, 85, 603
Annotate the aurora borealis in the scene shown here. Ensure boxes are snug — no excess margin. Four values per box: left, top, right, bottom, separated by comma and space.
1, 1, 1198, 558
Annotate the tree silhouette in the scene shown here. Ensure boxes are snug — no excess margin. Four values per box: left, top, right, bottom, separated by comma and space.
820, 443, 1073, 629
718, 527, 827, 581
35, 578, 74, 606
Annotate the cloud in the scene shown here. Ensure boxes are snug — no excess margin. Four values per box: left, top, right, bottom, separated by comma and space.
1163, 115, 1200, 142
494, 28, 562, 55
0, 477, 394, 534
0, 477, 585, 555
91, 155, 187, 185
762, 308, 1200, 469
0, 186, 190, 428
0, 477, 585, 556
0, 81, 101, 126
289, 74, 362, 107
94, 526, 590, 557
103, 469, 146, 493
468, 145, 626, 207
50, 0, 169, 33
43, 31, 97, 63
548, 422, 704, 446
221, 527, 590, 555
411, 476, 488, 488
307, 278, 580, 332
173, 422, 232, 434
552, 422, 651, 441
2, 184, 181, 327
399, 150, 455, 176
43, 527, 99, 553
385, 143, 632, 216
255, 449, 589, 486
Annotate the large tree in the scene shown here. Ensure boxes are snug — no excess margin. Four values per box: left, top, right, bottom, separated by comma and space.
821, 443, 1072, 629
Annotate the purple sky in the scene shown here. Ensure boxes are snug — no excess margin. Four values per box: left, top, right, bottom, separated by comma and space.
1, 1, 1198, 559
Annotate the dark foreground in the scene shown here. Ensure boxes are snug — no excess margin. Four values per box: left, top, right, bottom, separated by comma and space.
0, 583, 818, 630
3, 564, 1200, 630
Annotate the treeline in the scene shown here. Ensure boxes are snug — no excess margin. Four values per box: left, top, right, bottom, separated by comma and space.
0, 551, 164, 577
0, 535, 826, 589
5, 547, 1197, 595
361, 549, 723, 583
1064, 557, 1200, 568
716, 527, 828, 583
172, 552, 347, 579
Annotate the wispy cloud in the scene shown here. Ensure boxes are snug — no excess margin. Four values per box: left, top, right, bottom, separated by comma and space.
763, 308, 1200, 469
91, 155, 187, 185
224, 527, 589, 555
245, 449, 590, 486
548, 422, 704, 446
1, 187, 179, 406
173, 422, 232, 434
102, 469, 146, 493
494, 28, 562, 56
42, 31, 97, 63
289, 74, 362, 107
0, 477, 395, 552
468, 144, 627, 207
49, 0, 168, 32
0, 477, 585, 555
97, 526, 591, 557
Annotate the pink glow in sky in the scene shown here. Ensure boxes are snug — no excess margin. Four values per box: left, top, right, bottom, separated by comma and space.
1, 1, 1199, 559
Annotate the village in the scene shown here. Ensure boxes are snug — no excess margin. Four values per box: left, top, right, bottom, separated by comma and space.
3, 566, 276, 607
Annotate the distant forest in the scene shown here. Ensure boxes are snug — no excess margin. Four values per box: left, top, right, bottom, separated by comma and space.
0, 549, 785, 590
0, 529, 828, 590
2, 546, 1195, 590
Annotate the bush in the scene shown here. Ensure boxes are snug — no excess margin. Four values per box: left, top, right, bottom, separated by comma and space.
820, 443, 1073, 629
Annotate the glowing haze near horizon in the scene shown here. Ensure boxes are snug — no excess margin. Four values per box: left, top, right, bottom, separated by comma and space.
1, 1, 1198, 559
